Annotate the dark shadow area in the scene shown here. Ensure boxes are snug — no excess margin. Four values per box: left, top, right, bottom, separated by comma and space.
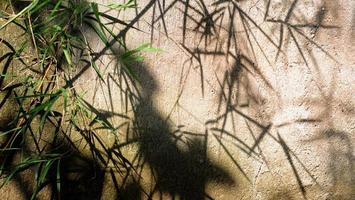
54, 143, 105, 200
305, 129, 355, 199
117, 180, 143, 200
123, 56, 236, 199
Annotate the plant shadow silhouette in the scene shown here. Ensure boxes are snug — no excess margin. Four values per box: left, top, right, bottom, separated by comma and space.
123, 57, 236, 199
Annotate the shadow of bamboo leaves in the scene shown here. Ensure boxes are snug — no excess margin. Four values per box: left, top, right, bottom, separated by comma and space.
0, 0, 348, 199
277, 133, 307, 199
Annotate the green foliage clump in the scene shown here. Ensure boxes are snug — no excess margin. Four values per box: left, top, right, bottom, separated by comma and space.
0, 0, 157, 199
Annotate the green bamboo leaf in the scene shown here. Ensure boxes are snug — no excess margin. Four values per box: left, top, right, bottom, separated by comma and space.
108, 0, 136, 10
63, 46, 72, 65
61, 88, 68, 111
29, 0, 51, 14
48, 0, 63, 19
89, 3, 110, 46
91, 61, 105, 82
119, 44, 161, 80
84, 20, 109, 46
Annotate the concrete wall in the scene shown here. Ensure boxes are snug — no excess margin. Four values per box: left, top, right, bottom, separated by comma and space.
0, 0, 354, 199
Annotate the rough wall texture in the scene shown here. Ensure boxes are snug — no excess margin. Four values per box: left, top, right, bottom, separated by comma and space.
0, 0, 354, 199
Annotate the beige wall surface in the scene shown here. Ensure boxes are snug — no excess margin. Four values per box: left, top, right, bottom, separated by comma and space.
0, 0, 354, 199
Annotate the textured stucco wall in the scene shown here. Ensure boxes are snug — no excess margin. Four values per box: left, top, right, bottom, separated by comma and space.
79, 0, 355, 199
1, 0, 354, 199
